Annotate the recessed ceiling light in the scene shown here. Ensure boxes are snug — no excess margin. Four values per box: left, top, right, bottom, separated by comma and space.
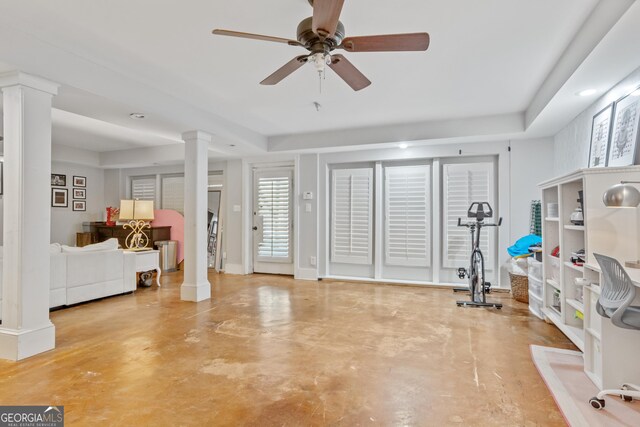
576, 89, 597, 97
399, 143, 408, 149
129, 113, 145, 119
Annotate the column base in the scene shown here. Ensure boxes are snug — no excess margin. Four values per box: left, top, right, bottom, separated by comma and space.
0, 322, 55, 361
180, 281, 211, 302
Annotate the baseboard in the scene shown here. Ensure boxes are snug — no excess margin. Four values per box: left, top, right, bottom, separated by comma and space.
0, 322, 56, 361
180, 282, 211, 302
224, 263, 245, 275
295, 268, 318, 281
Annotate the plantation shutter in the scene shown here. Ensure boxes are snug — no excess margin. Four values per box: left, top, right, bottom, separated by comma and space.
161, 175, 185, 215
442, 162, 494, 269
384, 165, 431, 267
131, 176, 156, 201
256, 170, 292, 261
331, 168, 373, 265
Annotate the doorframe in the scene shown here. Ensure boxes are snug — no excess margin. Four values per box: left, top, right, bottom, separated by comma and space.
244, 159, 297, 276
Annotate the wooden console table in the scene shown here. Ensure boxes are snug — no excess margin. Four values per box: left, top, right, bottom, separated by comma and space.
91, 223, 171, 250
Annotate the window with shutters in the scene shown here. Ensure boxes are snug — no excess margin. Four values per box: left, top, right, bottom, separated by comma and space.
331, 168, 374, 265
256, 171, 292, 261
442, 162, 495, 269
384, 165, 431, 267
161, 175, 185, 215
131, 176, 156, 201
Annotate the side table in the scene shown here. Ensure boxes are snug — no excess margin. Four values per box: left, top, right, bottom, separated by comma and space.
124, 249, 161, 287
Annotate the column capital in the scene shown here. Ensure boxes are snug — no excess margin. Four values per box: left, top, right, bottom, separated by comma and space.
182, 130, 213, 144
0, 71, 59, 95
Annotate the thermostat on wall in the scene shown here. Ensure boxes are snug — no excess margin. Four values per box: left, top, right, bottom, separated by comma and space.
303, 191, 313, 200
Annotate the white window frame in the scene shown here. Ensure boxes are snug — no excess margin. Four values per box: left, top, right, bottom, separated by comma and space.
442, 161, 495, 270
130, 176, 156, 201
384, 164, 431, 268
331, 167, 374, 265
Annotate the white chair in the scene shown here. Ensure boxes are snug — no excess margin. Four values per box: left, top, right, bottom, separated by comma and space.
589, 253, 640, 409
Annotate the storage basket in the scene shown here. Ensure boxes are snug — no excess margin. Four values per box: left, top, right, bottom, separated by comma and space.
509, 273, 529, 303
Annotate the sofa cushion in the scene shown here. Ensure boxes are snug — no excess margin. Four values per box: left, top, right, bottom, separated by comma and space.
61, 238, 119, 253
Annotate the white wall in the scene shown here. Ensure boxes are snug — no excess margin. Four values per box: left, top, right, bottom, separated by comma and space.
224, 160, 244, 274
510, 138, 555, 241
296, 154, 319, 280
554, 66, 640, 175
50, 161, 105, 245
0, 144, 106, 246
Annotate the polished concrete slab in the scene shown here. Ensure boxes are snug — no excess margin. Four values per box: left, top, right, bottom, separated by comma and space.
0, 272, 574, 426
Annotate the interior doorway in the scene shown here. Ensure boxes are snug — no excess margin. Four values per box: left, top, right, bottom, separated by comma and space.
208, 188, 222, 270
253, 167, 294, 275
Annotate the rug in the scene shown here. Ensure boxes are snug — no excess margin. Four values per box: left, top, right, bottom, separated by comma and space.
531, 345, 640, 427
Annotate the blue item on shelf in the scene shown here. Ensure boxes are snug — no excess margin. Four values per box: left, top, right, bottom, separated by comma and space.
508, 234, 543, 257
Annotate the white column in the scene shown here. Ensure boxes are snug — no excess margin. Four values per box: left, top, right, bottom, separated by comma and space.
180, 131, 211, 302
0, 72, 58, 361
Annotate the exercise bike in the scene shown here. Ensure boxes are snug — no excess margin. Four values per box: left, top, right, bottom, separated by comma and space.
454, 202, 503, 309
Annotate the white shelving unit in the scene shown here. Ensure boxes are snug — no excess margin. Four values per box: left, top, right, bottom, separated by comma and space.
539, 166, 640, 388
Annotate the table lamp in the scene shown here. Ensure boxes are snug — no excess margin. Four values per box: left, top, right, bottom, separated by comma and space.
119, 199, 154, 250
603, 181, 640, 267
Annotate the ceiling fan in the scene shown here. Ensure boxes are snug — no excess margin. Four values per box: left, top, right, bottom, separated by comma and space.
212, 0, 430, 91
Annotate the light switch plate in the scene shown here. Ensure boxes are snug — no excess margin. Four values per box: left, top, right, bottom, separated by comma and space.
305, 202, 312, 213
233, 205, 241, 212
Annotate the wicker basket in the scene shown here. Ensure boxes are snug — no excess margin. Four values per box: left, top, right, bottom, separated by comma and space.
509, 273, 529, 303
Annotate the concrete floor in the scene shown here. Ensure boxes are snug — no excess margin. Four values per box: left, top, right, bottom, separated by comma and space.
0, 272, 575, 426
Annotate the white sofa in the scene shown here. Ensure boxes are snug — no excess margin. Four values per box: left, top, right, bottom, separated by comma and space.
0, 239, 136, 319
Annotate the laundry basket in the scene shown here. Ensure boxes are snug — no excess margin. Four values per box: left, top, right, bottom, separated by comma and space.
509, 273, 529, 303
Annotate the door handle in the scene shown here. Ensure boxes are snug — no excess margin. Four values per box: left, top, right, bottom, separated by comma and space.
252, 226, 258, 231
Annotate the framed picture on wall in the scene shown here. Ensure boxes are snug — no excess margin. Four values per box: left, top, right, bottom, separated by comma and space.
51, 188, 68, 207
72, 200, 86, 212
588, 104, 614, 168
73, 188, 86, 199
73, 176, 86, 187
51, 174, 66, 187
607, 88, 640, 167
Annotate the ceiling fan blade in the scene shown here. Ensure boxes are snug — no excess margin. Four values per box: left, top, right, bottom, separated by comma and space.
212, 29, 302, 47
260, 56, 309, 86
339, 33, 430, 52
312, 0, 345, 37
328, 54, 371, 91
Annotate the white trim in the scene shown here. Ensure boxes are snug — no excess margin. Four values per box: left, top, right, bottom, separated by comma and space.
432, 158, 442, 284
296, 268, 319, 281
0, 323, 56, 361
0, 71, 59, 95
374, 162, 383, 279
322, 275, 462, 288
223, 263, 245, 275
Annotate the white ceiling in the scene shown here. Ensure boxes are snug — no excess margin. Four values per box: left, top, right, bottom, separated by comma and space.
0, 0, 638, 162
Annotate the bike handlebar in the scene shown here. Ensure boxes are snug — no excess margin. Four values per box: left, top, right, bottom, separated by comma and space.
457, 217, 503, 227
